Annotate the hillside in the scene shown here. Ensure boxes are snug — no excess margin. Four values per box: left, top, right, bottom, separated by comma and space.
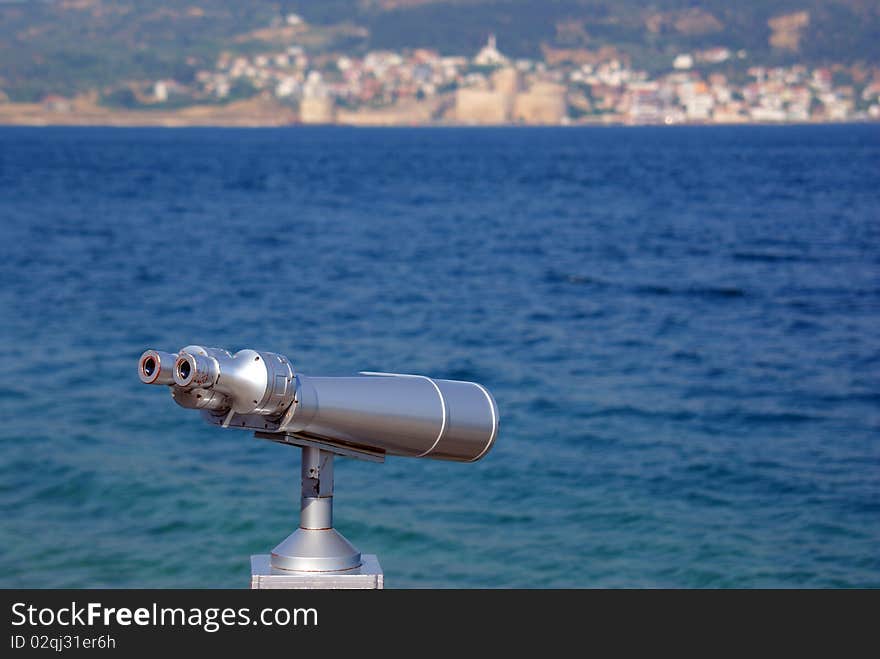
0, 0, 878, 101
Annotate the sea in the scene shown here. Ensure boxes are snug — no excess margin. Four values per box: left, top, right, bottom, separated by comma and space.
0, 125, 877, 588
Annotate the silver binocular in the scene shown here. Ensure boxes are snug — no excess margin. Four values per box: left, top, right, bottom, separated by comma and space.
139, 345, 499, 462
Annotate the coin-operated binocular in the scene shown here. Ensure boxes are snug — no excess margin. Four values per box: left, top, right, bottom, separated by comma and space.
139, 346, 499, 587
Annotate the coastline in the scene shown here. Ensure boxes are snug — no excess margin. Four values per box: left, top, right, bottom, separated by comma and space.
0, 96, 296, 128
0, 96, 875, 129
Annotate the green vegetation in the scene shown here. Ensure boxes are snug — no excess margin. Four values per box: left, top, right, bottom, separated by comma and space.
228, 78, 258, 101
0, 1, 275, 100
101, 87, 139, 109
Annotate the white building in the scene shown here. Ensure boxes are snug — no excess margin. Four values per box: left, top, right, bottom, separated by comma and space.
153, 80, 187, 102
303, 71, 328, 99
214, 80, 230, 98
673, 54, 694, 70
474, 34, 508, 67
683, 94, 714, 120
276, 77, 298, 98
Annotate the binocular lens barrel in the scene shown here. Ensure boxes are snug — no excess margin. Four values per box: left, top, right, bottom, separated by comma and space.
173, 351, 219, 389
285, 373, 498, 462
138, 350, 178, 386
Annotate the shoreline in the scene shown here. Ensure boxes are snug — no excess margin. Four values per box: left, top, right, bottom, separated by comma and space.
0, 113, 874, 129
2, 95, 874, 129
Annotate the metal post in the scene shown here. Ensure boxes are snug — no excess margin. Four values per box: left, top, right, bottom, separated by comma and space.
299, 447, 334, 530
250, 446, 383, 589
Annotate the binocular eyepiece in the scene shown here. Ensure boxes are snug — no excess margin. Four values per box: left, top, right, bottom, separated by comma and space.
140, 346, 295, 416
138, 350, 177, 386
139, 345, 499, 463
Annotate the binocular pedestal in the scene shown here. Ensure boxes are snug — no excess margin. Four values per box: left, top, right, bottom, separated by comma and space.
250, 445, 383, 589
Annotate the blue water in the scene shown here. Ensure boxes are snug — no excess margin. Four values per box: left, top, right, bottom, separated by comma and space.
0, 125, 878, 588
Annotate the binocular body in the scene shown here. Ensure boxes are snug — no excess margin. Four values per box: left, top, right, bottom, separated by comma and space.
139, 346, 499, 463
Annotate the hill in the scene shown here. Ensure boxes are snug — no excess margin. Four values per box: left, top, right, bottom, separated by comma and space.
0, 0, 878, 101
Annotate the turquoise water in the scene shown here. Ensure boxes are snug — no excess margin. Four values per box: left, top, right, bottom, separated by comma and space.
0, 125, 878, 587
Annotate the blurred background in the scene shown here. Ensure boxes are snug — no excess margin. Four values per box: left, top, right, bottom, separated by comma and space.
0, 1, 879, 126
0, 2, 878, 589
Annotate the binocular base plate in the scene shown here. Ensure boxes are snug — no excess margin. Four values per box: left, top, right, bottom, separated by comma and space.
250, 554, 384, 589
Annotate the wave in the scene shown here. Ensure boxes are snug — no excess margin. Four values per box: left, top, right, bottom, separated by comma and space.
733, 251, 815, 263
633, 284, 747, 299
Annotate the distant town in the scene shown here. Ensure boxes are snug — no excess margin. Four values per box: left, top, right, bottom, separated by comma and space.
3, 12, 879, 127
